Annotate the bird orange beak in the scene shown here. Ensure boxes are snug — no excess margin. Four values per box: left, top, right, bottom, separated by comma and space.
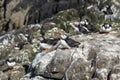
105, 32, 109, 34
57, 34, 62, 39
8, 67, 14, 71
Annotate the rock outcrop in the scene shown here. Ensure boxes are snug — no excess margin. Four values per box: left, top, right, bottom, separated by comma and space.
21, 30, 120, 80
0, 0, 120, 35
0, 19, 119, 80
0, 23, 120, 80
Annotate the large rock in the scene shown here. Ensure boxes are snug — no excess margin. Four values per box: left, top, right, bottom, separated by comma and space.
10, 71, 25, 80
27, 48, 88, 80
0, 71, 9, 80
0, 65, 25, 80
63, 58, 91, 80
21, 30, 120, 80
0, 18, 120, 80
110, 65, 120, 80
42, 49, 74, 79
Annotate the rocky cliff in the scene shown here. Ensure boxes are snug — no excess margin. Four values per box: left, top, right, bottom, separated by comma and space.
0, 0, 120, 35
21, 31, 120, 80
0, 0, 120, 80
0, 19, 119, 80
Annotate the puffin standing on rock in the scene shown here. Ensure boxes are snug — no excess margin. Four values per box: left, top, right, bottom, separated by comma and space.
80, 19, 99, 33
39, 25, 60, 50
40, 38, 59, 46
69, 22, 80, 34
6, 56, 16, 71
58, 34, 80, 49
102, 5, 113, 15
102, 5, 113, 21
101, 23, 112, 34
39, 37, 60, 51
39, 34, 80, 51
70, 19, 98, 34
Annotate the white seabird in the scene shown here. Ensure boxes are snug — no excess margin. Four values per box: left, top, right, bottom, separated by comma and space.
101, 23, 112, 33
6, 56, 16, 71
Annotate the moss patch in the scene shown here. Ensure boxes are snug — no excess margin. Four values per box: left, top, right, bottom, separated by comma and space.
52, 9, 80, 32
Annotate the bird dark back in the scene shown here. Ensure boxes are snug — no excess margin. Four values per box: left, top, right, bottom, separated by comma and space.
41, 38, 59, 45
107, 5, 113, 15
65, 37, 80, 47
40, 26, 45, 38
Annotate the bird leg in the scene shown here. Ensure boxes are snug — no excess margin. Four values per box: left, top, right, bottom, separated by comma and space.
43, 48, 48, 51
105, 32, 109, 34
8, 66, 14, 71
61, 47, 69, 50
57, 34, 62, 39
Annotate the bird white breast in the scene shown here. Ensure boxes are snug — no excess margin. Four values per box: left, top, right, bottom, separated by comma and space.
87, 5, 93, 9
102, 27, 112, 32
70, 23, 79, 32
60, 39, 70, 49
74, 22, 80, 25
82, 26, 90, 32
61, 35, 67, 39
19, 33, 28, 41
7, 61, 16, 67
35, 24, 42, 28
84, 20, 89, 25
74, 27, 79, 32
3, 39, 9, 45
32, 38, 40, 43
80, 21, 85, 25
14, 46, 20, 50
40, 43, 52, 49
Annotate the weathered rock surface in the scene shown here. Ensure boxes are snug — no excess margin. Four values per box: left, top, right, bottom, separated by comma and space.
0, 0, 120, 80
21, 30, 120, 80
0, 16, 119, 80
0, 0, 120, 35
0, 28, 119, 80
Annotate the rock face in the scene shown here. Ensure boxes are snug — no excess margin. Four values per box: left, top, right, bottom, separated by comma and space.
0, 0, 120, 80
0, 20, 119, 80
0, 25, 119, 80
0, 0, 81, 34
21, 30, 120, 80
0, 0, 120, 35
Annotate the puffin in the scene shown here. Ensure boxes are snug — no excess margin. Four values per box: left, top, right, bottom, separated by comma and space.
14, 42, 28, 50
40, 25, 46, 38
80, 19, 99, 33
39, 33, 80, 50
101, 23, 112, 34
70, 21, 90, 34
6, 56, 16, 71
69, 22, 80, 34
39, 42, 53, 50
40, 37, 59, 46
102, 5, 113, 15
58, 34, 80, 49
101, 5, 113, 21
39, 37, 60, 50
80, 19, 89, 26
